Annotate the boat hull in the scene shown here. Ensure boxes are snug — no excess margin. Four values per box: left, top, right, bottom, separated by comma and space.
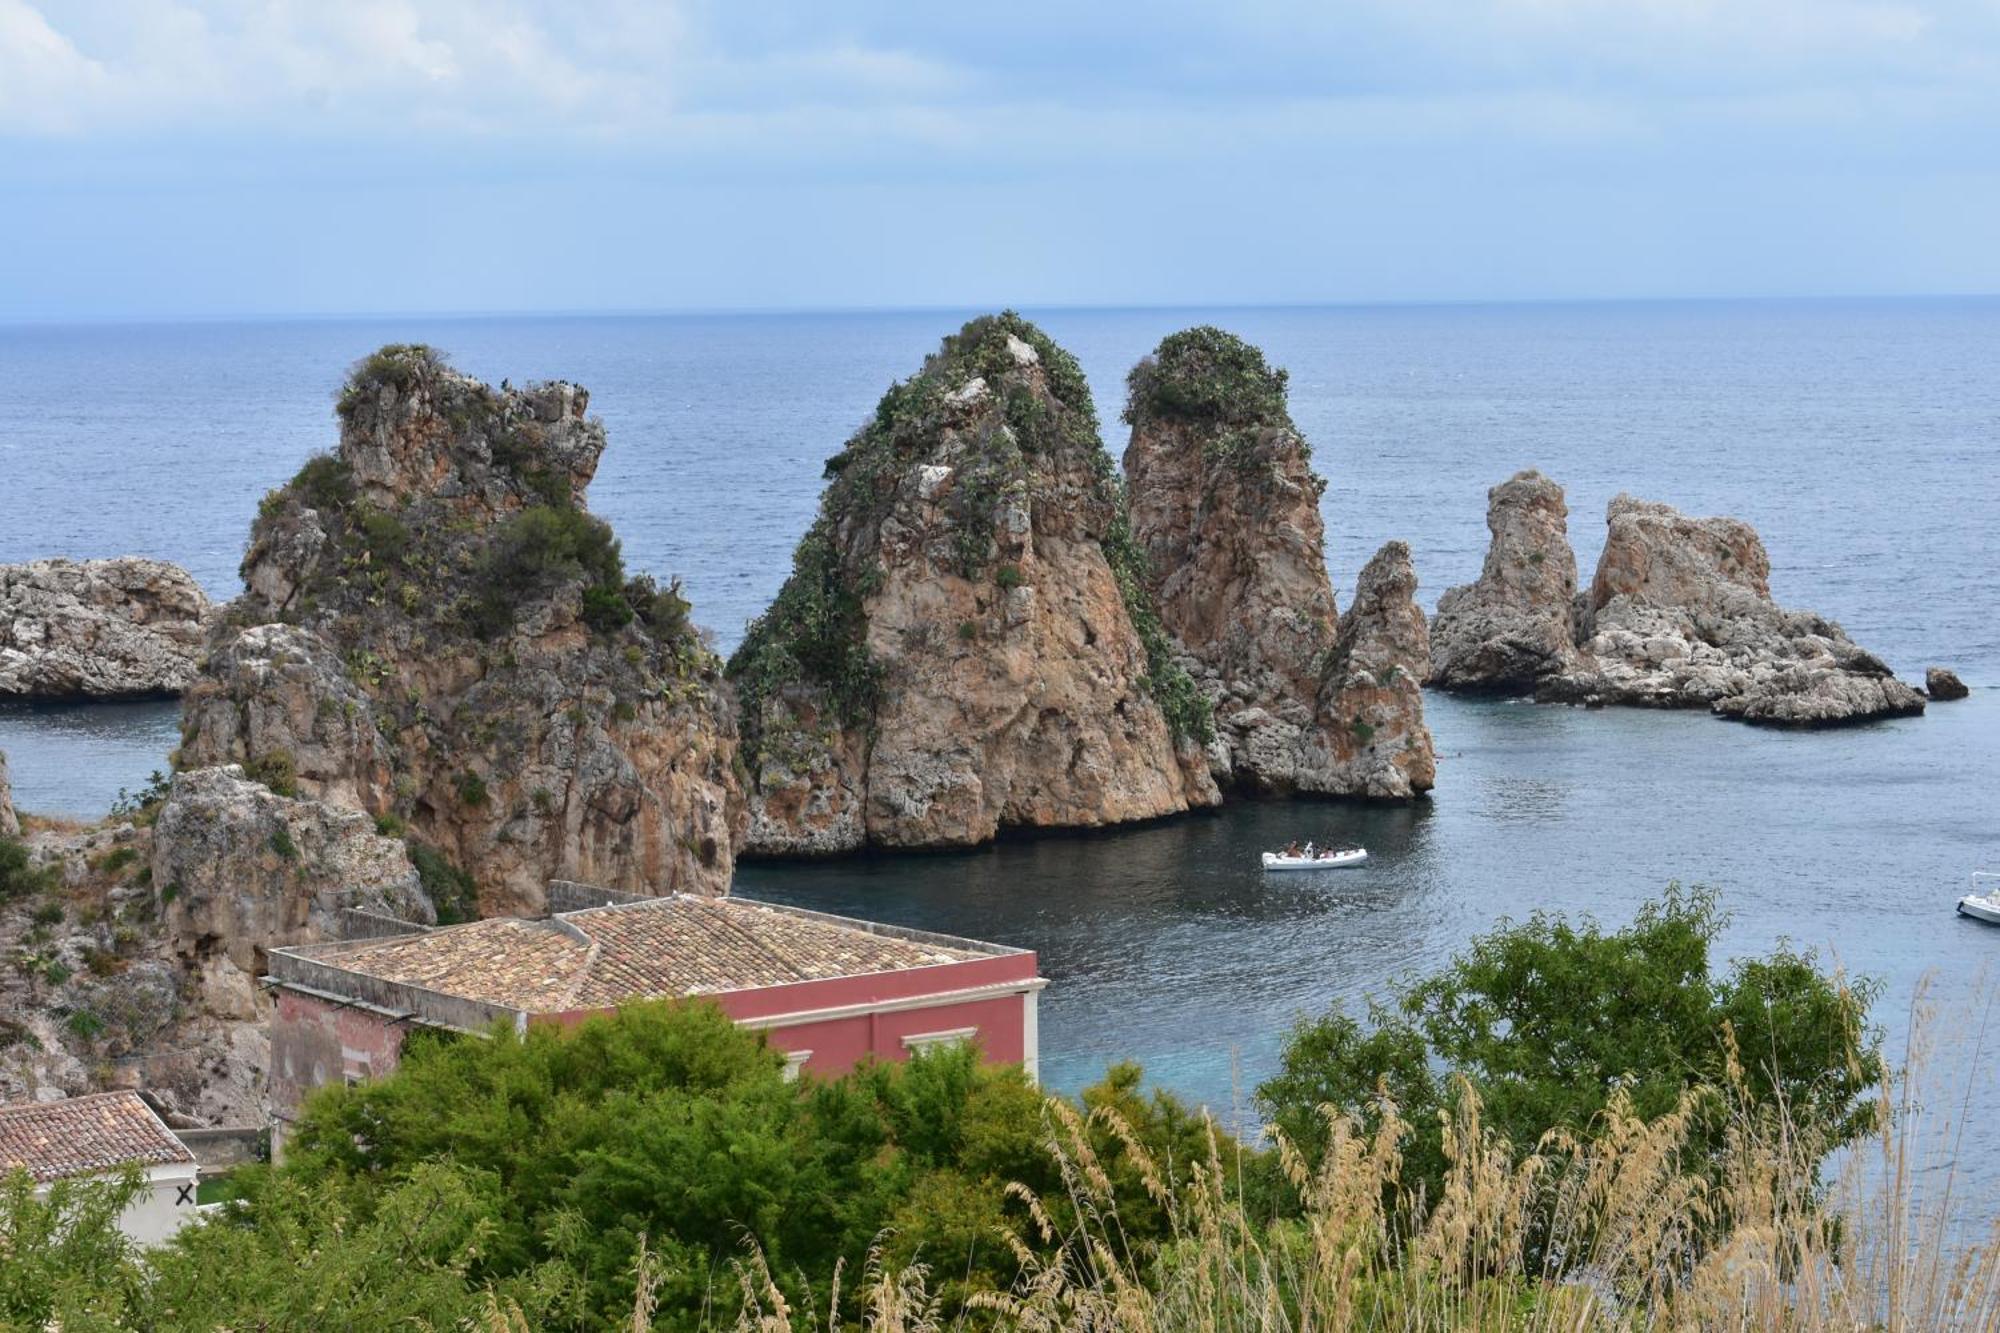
1262, 851, 1368, 871
1958, 896, 2000, 925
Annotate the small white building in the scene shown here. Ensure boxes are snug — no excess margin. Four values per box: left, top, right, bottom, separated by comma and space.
0, 1091, 202, 1245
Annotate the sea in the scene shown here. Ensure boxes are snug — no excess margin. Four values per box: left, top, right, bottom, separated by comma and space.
3, 300, 1996, 1179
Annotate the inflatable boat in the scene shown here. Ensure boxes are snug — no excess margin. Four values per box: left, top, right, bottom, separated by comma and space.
1262, 847, 1368, 871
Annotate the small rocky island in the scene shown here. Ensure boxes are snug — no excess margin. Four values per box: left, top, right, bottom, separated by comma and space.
1431, 471, 1926, 726
1, 557, 215, 698
1122, 328, 1433, 798
728, 314, 1220, 855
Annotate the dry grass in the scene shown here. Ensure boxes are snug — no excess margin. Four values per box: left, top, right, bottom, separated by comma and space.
726, 1009, 2000, 1333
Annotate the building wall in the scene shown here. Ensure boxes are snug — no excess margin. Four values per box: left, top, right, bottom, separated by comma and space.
40, 1161, 202, 1247
269, 988, 413, 1130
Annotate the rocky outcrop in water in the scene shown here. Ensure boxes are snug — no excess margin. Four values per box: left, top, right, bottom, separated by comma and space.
152, 765, 433, 977
179, 345, 744, 914
1926, 667, 1969, 702
1121, 327, 1432, 798
0, 749, 15, 837
1566, 495, 1925, 726
1296, 541, 1437, 798
1429, 470, 1588, 693
0, 558, 215, 699
728, 314, 1219, 855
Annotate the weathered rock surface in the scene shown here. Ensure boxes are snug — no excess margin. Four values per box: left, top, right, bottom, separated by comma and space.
0, 817, 262, 1125
181, 346, 744, 914
1927, 667, 1969, 701
152, 765, 433, 977
1551, 495, 1925, 726
1429, 470, 1588, 693
729, 314, 1219, 855
1121, 327, 1431, 797
1296, 541, 1437, 798
0, 749, 15, 837
0, 558, 215, 698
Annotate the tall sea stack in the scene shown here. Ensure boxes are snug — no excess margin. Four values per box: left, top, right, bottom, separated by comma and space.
1122, 328, 1433, 799
180, 346, 744, 914
728, 313, 1219, 855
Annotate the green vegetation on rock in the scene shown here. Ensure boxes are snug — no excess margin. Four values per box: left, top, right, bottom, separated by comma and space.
1124, 325, 1292, 429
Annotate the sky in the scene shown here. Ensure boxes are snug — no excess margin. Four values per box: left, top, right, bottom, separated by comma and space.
3, 0, 2000, 319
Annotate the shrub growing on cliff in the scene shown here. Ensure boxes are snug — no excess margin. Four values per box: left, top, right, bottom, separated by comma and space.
334, 344, 444, 422
1124, 325, 1291, 428
0, 837, 55, 902
469, 504, 628, 636
407, 841, 477, 926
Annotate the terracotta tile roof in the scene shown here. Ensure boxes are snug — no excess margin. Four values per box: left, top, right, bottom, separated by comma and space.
292, 895, 996, 1013
0, 1091, 196, 1185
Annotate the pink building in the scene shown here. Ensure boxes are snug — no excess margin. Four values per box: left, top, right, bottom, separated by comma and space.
264, 890, 1044, 1146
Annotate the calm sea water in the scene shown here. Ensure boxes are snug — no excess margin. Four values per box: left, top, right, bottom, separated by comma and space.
3, 302, 1996, 1187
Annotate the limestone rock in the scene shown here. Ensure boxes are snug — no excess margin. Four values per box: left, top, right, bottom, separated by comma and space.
1296, 542, 1437, 798
1429, 470, 1587, 693
187, 345, 744, 913
0, 558, 215, 698
1554, 494, 1925, 726
152, 765, 433, 976
0, 749, 15, 838
729, 313, 1219, 854
1927, 667, 1969, 701
1121, 326, 1429, 797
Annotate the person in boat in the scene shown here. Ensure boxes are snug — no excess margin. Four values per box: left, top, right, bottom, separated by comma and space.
1284, 840, 1302, 857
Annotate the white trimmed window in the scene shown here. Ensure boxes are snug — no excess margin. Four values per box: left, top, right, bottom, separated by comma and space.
901, 1027, 977, 1054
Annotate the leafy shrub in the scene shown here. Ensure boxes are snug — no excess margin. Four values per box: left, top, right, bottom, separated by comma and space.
109, 770, 172, 820
0, 838, 55, 902
470, 504, 628, 636
995, 562, 1025, 590
1124, 325, 1291, 427
268, 827, 299, 862
245, 750, 298, 798
407, 841, 478, 926
453, 771, 488, 808
373, 812, 406, 838
287, 454, 358, 512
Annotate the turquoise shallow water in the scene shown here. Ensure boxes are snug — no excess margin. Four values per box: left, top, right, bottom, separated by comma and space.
1, 301, 1995, 1197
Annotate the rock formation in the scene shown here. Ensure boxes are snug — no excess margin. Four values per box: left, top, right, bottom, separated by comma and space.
152, 765, 434, 978
1429, 470, 1588, 693
0, 749, 15, 837
1435, 478, 1924, 727
0, 558, 215, 698
1296, 542, 1437, 798
179, 345, 743, 914
0, 766, 428, 1126
1926, 667, 1969, 701
1121, 327, 1432, 797
728, 313, 1219, 855
1571, 496, 1925, 726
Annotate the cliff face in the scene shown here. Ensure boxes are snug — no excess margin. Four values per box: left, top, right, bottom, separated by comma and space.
1429, 470, 1588, 693
729, 313, 1219, 855
180, 346, 744, 914
1566, 495, 1925, 725
0, 558, 215, 699
1121, 328, 1433, 799
1434, 476, 1924, 726
0, 750, 14, 837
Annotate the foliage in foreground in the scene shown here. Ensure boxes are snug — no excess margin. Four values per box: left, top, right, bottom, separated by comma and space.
1, 893, 1988, 1332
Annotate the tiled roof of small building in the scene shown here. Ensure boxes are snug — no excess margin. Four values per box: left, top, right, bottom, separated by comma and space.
292, 895, 997, 1014
0, 1091, 196, 1185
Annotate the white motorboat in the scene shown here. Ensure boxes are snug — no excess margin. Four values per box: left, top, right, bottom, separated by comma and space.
1959, 872, 2000, 925
1263, 847, 1368, 871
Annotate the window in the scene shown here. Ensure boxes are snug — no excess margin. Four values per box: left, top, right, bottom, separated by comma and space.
901, 1026, 977, 1053
780, 1049, 813, 1082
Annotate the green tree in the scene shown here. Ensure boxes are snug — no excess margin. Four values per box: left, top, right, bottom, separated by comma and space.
1258, 887, 1882, 1209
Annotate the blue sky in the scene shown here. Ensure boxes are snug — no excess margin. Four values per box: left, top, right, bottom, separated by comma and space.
4, 0, 1999, 319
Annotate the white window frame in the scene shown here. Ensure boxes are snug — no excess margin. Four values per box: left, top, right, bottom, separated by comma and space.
901, 1026, 978, 1053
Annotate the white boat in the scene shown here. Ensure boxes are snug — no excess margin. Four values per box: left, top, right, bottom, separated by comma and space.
1263, 847, 1368, 871
1959, 872, 2000, 925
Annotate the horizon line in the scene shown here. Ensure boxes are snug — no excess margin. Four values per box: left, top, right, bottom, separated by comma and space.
6, 290, 1999, 331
